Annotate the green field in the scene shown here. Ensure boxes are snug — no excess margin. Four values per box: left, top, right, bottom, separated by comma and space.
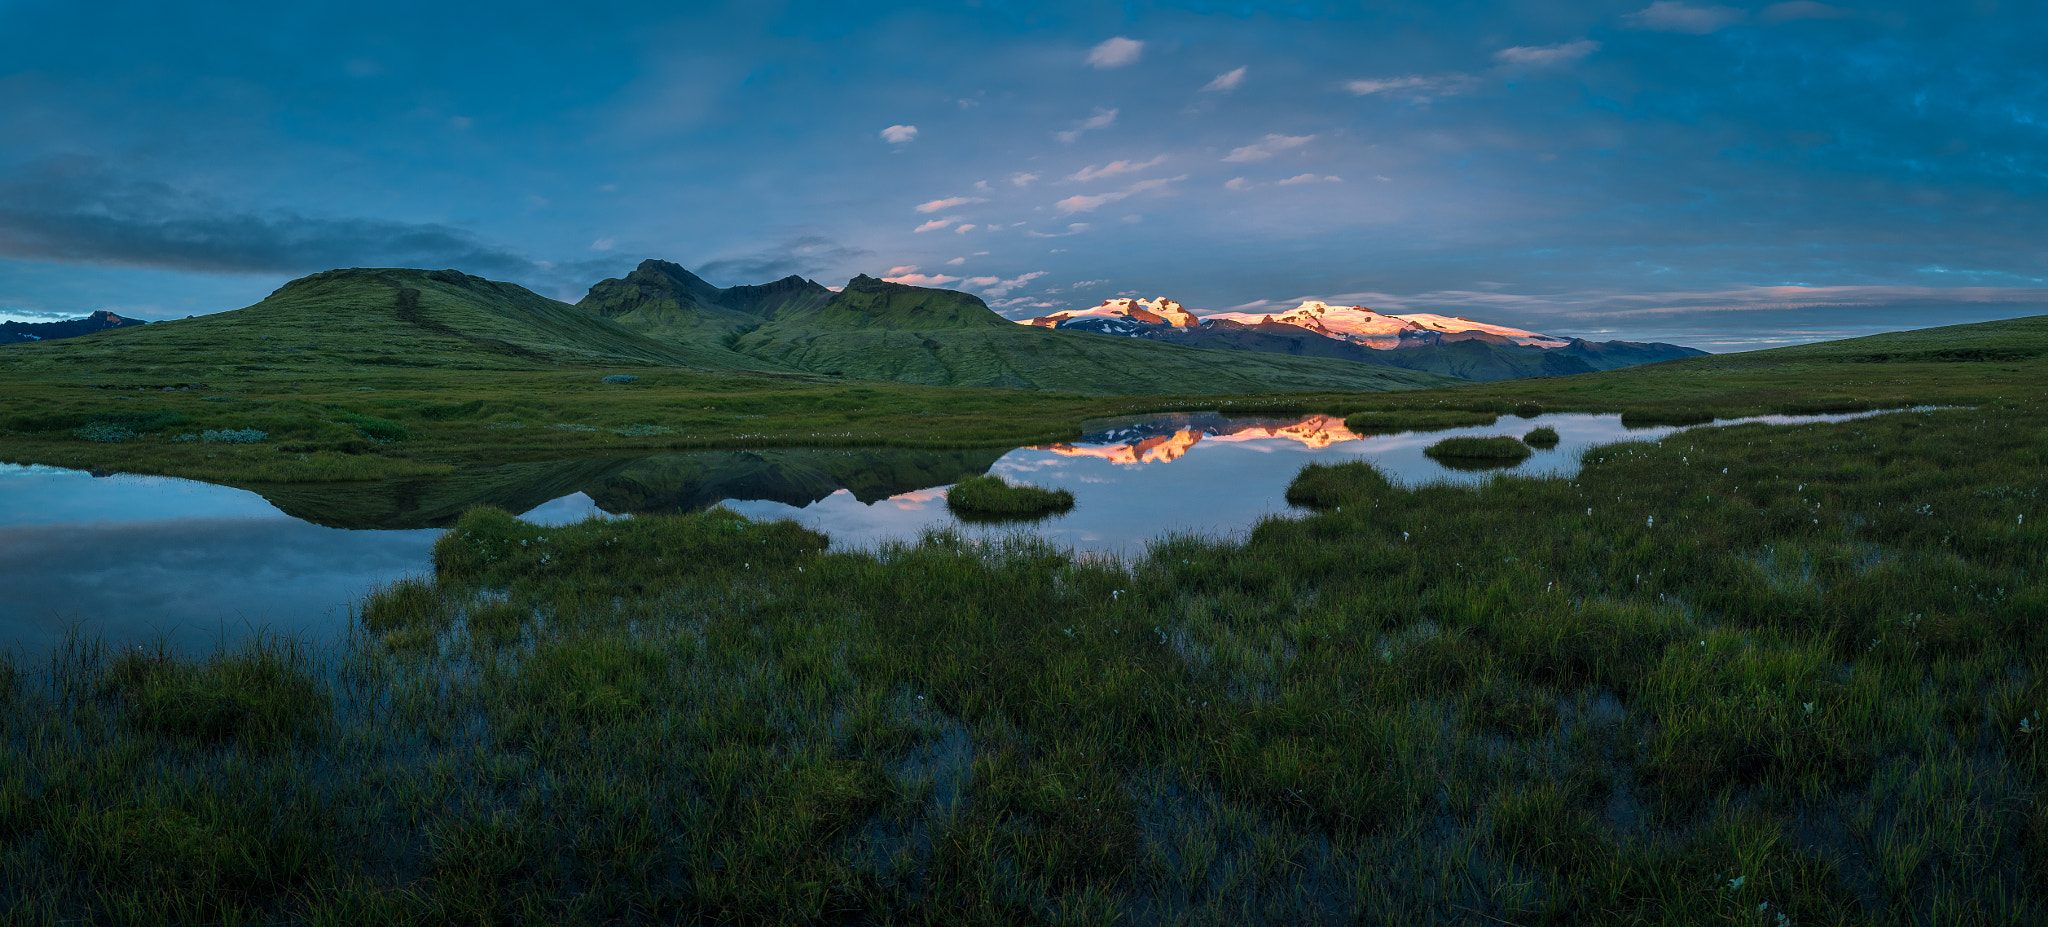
2, 281, 2046, 922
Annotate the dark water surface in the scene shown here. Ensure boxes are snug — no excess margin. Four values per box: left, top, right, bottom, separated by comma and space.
1, 409, 1900, 652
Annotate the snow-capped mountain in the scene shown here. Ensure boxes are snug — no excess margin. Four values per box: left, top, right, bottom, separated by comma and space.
1018, 296, 1706, 382
1022, 297, 1198, 329
1042, 298, 1571, 348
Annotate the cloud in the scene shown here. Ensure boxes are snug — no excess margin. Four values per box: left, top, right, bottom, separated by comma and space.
1025, 223, 1092, 238
1056, 108, 1120, 144
1761, 1, 1848, 22
1223, 177, 1252, 191
0, 156, 569, 280
1087, 37, 1143, 69
1067, 155, 1168, 183
968, 271, 1050, 297
945, 257, 966, 265
695, 235, 871, 284
589, 238, 615, 251
886, 265, 920, 276
1202, 66, 1247, 92
914, 217, 958, 232
1344, 74, 1475, 102
880, 124, 918, 144
1054, 176, 1186, 214
1222, 134, 1314, 163
916, 196, 987, 214
1010, 172, 1041, 187
1494, 40, 1601, 68
955, 224, 976, 234
1071, 279, 1108, 289
1277, 174, 1342, 185
881, 272, 960, 286
1622, 2, 1747, 33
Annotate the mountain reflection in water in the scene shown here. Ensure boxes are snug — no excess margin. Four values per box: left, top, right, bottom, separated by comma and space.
1035, 413, 1359, 464
5, 408, 1905, 651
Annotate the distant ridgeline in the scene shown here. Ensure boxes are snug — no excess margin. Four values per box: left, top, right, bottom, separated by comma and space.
1, 310, 146, 345
2, 261, 1702, 394
1019, 298, 1708, 382
569, 259, 1457, 394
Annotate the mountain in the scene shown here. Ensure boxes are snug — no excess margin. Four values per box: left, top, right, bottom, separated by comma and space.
0, 268, 760, 375
577, 259, 833, 343
586, 268, 1459, 395
1023, 297, 1705, 381
1, 310, 148, 345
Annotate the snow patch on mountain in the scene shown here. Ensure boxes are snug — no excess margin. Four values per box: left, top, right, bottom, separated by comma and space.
1023, 297, 1572, 349
1023, 296, 1197, 329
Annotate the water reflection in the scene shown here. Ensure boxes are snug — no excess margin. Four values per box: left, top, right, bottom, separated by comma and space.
0, 465, 437, 654
723, 409, 1902, 555
2, 407, 1908, 651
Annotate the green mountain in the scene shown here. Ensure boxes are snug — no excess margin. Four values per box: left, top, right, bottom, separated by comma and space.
590, 270, 1457, 394
0, 267, 770, 376
576, 259, 832, 343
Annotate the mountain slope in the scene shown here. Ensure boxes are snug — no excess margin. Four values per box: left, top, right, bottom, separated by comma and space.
0, 268, 774, 375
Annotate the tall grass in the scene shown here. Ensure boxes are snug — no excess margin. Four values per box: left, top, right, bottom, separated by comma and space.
4, 401, 2044, 923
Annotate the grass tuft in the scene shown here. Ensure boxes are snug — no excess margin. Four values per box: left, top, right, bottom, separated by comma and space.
1424, 435, 1534, 463
1522, 426, 1560, 448
944, 474, 1075, 521
1285, 459, 1393, 510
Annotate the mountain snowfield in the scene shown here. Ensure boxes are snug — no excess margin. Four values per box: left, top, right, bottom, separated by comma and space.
1029, 298, 1573, 349
1022, 297, 1199, 330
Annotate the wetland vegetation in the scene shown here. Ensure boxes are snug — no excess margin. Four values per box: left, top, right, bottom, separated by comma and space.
943, 475, 1076, 522
2, 299, 2046, 923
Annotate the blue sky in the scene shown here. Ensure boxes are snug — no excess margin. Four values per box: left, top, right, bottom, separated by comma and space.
0, 0, 2041, 350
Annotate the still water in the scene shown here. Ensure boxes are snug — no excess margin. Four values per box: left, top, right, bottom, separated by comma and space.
0, 409, 1895, 652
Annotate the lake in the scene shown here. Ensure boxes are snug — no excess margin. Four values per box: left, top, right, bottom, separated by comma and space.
0, 408, 1900, 653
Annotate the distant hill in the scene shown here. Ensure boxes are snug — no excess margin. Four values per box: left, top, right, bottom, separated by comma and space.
586, 266, 1459, 395
0, 268, 773, 375
1, 310, 147, 345
1028, 297, 1706, 381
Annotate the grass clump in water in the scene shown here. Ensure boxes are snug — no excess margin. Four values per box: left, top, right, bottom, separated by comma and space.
98, 640, 327, 745
944, 473, 1074, 521
1523, 426, 1560, 448
1285, 459, 1394, 510
1424, 434, 1534, 463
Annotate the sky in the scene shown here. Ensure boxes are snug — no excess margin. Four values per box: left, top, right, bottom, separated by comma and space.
0, 0, 2041, 351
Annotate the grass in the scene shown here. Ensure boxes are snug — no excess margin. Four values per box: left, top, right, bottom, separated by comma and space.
1524, 426, 1561, 448
4, 397, 2044, 923
1343, 408, 1500, 434
1424, 435, 1536, 465
944, 474, 1076, 522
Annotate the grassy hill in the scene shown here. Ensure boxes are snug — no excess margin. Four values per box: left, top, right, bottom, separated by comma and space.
0, 267, 774, 379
